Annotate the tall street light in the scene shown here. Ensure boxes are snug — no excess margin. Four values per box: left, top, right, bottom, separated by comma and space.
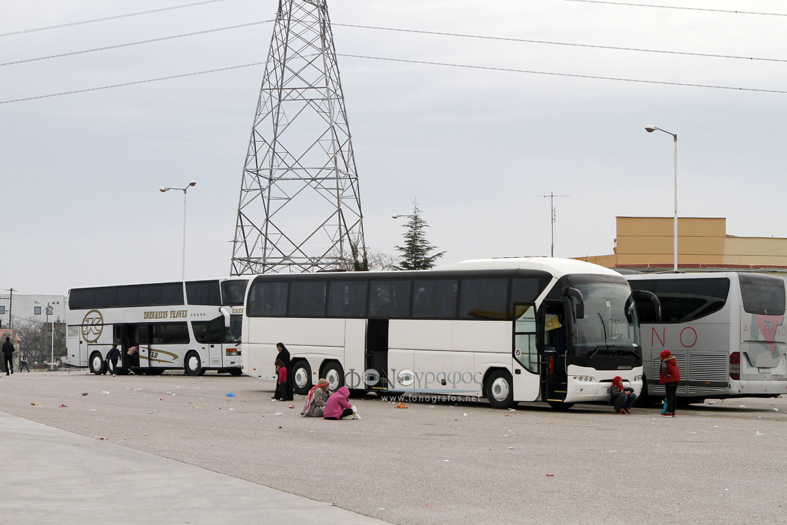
160, 181, 197, 280
645, 125, 678, 272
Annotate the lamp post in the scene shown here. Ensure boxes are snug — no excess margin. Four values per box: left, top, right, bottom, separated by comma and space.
34, 301, 56, 370
645, 125, 678, 272
160, 181, 197, 280
391, 214, 415, 220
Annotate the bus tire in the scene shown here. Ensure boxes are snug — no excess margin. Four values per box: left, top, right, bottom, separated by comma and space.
485, 369, 515, 409
321, 361, 345, 392
89, 352, 106, 375
184, 352, 203, 376
292, 360, 312, 395
228, 368, 243, 376
548, 401, 574, 410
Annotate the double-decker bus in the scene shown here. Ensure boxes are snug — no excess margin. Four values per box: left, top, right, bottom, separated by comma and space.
242, 258, 657, 409
65, 278, 248, 375
626, 272, 787, 404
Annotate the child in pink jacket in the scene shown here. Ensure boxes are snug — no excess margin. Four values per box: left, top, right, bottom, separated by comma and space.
323, 386, 357, 420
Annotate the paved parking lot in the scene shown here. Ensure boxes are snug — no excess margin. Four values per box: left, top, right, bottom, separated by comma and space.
1, 371, 786, 524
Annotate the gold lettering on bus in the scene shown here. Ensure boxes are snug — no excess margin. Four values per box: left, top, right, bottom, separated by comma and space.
170, 310, 187, 319
143, 311, 169, 319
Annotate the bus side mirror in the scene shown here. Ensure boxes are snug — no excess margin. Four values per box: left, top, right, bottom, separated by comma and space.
219, 307, 231, 328
562, 287, 585, 320
632, 290, 662, 322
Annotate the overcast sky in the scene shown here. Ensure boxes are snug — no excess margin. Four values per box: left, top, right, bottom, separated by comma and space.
2, 0, 786, 295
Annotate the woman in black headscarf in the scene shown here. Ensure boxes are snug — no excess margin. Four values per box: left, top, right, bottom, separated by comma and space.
275, 342, 294, 400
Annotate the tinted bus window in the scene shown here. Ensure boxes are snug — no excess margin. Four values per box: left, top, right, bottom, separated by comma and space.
630, 278, 730, 323
116, 286, 139, 308
327, 281, 367, 318
412, 279, 457, 319
186, 281, 221, 306
247, 281, 288, 317
740, 274, 786, 316
95, 288, 117, 308
150, 322, 190, 344
369, 280, 411, 318
221, 280, 248, 307
69, 289, 95, 310
512, 275, 551, 304
138, 285, 162, 306
192, 317, 224, 344
459, 279, 509, 320
289, 281, 327, 317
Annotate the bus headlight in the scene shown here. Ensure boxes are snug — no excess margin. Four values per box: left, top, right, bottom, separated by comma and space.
226, 349, 239, 356
574, 376, 597, 383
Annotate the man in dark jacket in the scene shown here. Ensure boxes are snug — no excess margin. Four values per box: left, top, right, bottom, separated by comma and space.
2, 337, 15, 375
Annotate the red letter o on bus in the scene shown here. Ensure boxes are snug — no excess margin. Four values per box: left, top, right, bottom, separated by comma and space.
680, 327, 697, 348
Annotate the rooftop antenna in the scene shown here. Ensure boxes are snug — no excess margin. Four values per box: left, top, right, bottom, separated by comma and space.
539, 192, 570, 257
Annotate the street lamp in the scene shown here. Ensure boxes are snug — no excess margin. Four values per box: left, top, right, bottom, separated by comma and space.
645, 125, 678, 272
34, 301, 57, 370
392, 214, 415, 219
160, 181, 197, 280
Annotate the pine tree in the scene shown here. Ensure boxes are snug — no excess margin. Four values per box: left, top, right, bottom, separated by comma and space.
394, 201, 445, 270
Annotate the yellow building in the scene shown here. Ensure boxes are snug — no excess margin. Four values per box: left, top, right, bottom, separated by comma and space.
582, 217, 787, 275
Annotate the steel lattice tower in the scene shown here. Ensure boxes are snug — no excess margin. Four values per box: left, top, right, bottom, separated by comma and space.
230, 0, 365, 275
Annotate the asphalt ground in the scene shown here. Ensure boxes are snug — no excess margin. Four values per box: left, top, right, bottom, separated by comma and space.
1, 371, 786, 524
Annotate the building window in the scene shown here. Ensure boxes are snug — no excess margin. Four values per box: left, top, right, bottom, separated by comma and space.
0, 306, 5, 314
34, 306, 42, 315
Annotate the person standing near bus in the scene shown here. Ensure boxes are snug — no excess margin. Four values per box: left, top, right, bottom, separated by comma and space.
275, 342, 294, 401
3, 337, 14, 375
659, 350, 680, 417
127, 343, 140, 369
273, 359, 288, 401
105, 344, 121, 376
18, 353, 30, 373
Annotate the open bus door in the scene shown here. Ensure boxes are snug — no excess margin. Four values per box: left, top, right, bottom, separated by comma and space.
540, 302, 571, 408
365, 319, 390, 391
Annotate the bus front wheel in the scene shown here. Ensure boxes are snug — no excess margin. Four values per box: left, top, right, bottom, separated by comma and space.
292, 360, 312, 395
486, 369, 515, 409
184, 352, 205, 376
89, 352, 106, 375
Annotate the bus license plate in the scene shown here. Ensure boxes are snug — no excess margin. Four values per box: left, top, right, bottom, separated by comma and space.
758, 368, 771, 374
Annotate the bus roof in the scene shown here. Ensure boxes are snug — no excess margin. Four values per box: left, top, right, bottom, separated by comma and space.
435, 257, 622, 278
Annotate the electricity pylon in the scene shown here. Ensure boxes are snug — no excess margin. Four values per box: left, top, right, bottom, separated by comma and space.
230, 0, 365, 275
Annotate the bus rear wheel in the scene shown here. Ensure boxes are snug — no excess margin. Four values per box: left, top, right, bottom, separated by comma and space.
184, 352, 205, 376
321, 361, 344, 392
89, 352, 106, 375
292, 360, 312, 395
486, 369, 515, 409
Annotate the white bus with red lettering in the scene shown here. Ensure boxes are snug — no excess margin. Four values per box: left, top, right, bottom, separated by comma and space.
626, 272, 787, 404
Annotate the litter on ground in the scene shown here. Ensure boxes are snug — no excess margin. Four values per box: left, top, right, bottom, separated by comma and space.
226, 393, 237, 397
396, 403, 408, 409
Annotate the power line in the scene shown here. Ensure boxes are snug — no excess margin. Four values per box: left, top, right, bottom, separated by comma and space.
0, 0, 226, 38
337, 54, 787, 94
3, 53, 787, 106
0, 20, 275, 68
334, 23, 787, 64
565, 0, 787, 16
0, 62, 265, 105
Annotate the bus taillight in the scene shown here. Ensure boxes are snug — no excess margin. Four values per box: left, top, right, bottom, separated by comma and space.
730, 352, 740, 380
549, 357, 555, 375
226, 349, 238, 356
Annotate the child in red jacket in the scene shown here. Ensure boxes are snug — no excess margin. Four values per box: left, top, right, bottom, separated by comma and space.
273, 359, 288, 401
659, 350, 681, 417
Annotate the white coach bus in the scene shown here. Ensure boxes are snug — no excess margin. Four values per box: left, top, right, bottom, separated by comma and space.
65, 278, 248, 375
626, 272, 787, 404
243, 258, 659, 409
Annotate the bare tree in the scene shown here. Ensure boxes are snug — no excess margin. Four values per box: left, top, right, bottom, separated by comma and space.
12, 318, 66, 367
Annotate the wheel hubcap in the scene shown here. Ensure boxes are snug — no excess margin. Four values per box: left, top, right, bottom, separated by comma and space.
325, 369, 340, 390
294, 368, 309, 389
188, 356, 198, 371
491, 377, 510, 402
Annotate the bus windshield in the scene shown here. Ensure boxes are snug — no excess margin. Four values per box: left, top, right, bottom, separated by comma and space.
571, 282, 640, 362
225, 315, 242, 344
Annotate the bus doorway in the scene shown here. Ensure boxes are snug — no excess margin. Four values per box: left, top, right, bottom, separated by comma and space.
366, 319, 390, 390
114, 324, 142, 373
541, 302, 571, 408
